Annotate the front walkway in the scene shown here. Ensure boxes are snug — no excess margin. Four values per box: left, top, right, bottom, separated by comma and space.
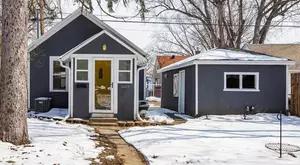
95, 126, 147, 165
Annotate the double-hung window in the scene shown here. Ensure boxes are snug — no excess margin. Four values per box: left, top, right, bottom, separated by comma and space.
75, 59, 89, 83
118, 59, 132, 83
50, 56, 67, 92
224, 72, 259, 92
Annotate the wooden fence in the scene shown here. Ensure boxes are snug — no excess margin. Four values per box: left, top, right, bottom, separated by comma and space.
291, 73, 300, 116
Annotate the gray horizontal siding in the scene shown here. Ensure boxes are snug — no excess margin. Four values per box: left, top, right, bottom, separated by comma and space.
161, 65, 195, 116
75, 33, 133, 54
198, 65, 286, 115
29, 15, 102, 109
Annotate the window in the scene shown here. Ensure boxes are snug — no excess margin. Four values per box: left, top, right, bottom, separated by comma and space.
118, 59, 132, 83
50, 57, 67, 92
224, 72, 259, 92
75, 59, 89, 83
173, 73, 179, 97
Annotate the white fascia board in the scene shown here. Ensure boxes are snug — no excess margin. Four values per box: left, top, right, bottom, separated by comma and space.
193, 60, 295, 65
157, 61, 195, 73
29, 9, 82, 52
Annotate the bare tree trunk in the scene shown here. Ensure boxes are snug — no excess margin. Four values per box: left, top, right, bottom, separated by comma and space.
39, 0, 45, 35
0, 0, 29, 145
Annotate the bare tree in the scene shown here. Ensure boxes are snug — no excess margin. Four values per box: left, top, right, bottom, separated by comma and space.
0, 0, 29, 145
147, 0, 300, 52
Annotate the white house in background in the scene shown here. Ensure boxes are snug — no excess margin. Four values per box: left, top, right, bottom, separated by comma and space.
243, 44, 300, 96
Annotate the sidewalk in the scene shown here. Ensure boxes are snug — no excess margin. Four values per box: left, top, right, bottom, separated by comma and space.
95, 126, 147, 165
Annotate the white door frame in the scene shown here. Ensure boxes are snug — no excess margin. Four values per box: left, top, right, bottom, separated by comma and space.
178, 70, 185, 113
92, 58, 114, 113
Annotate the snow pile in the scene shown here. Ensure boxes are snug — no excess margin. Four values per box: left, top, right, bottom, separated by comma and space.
146, 96, 161, 102
140, 108, 176, 124
29, 108, 68, 120
0, 119, 103, 165
105, 155, 115, 160
120, 114, 300, 165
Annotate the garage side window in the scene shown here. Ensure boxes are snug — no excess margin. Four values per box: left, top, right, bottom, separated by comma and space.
118, 59, 132, 83
49, 56, 67, 92
173, 73, 179, 97
75, 59, 89, 83
224, 72, 259, 92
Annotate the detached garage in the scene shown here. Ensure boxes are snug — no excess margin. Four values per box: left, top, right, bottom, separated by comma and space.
157, 48, 294, 117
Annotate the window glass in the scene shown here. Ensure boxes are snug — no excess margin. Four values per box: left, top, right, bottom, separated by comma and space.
242, 75, 255, 89
226, 75, 240, 89
173, 74, 179, 97
119, 72, 130, 81
77, 71, 88, 81
77, 60, 88, 70
119, 60, 131, 70
53, 75, 66, 90
53, 61, 65, 74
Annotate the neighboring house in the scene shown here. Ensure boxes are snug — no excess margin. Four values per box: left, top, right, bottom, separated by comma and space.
158, 48, 294, 117
153, 56, 189, 84
28, 9, 147, 120
243, 44, 300, 95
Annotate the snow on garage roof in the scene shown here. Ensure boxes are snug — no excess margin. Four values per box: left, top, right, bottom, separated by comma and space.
157, 48, 295, 73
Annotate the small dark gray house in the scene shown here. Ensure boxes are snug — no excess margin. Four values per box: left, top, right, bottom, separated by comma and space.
158, 48, 294, 117
29, 9, 147, 120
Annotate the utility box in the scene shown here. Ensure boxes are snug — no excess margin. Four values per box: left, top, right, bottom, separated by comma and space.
35, 97, 51, 113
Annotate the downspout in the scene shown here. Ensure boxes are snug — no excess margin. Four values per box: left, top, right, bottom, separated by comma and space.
136, 66, 147, 122
60, 60, 71, 121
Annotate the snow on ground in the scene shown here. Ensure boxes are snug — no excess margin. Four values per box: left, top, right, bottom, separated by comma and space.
0, 118, 103, 165
120, 113, 300, 165
146, 96, 161, 102
140, 108, 177, 124
28, 108, 68, 120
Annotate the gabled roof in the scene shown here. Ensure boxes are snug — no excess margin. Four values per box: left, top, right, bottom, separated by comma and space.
28, 8, 147, 59
158, 48, 294, 73
58, 30, 146, 63
244, 44, 300, 70
157, 56, 189, 68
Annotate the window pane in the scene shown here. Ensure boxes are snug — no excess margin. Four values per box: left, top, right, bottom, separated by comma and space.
53, 75, 66, 90
77, 71, 88, 81
53, 61, 65, 74
77, 60, 88, 70
226, 75, 239, 89
119, 60, 131, 70
242, 75, 255, 89
119, 72, 130, 82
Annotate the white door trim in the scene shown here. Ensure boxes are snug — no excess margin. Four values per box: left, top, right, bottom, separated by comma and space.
178, 70, 185, 114
92, 58, 114, 113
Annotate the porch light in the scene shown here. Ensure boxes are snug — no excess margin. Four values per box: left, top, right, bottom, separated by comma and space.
102, 44, 107, 51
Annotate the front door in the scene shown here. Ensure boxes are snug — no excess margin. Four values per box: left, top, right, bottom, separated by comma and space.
178, 70, 185, 113
93, 59, 113, 113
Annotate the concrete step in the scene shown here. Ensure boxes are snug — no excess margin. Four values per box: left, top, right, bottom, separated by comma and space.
89, 122, 119, 126
89, 117, 118, 123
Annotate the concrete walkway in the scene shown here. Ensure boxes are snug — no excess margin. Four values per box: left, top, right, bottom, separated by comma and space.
96, 126, 147, 165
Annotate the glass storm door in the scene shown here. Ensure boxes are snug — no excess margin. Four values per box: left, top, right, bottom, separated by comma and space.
93, 59, 113, 112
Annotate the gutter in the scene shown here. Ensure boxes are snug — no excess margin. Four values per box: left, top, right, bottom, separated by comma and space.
136, 66, 147, 122
59, 60, 71, 121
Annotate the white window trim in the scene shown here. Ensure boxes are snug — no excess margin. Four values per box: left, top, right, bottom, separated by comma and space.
75, 58, 90, 83
224, 72, 259, 92
117, 58, 133, 84
49, 56, 68, 92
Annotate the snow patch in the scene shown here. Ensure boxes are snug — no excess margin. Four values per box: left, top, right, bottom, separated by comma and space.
105, 155, 115, 160
0, 118, 103, 165
120, 114, 300, 165
29, 108, 68, 119
140, 108, 175, 124
146, 96, 161, 102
